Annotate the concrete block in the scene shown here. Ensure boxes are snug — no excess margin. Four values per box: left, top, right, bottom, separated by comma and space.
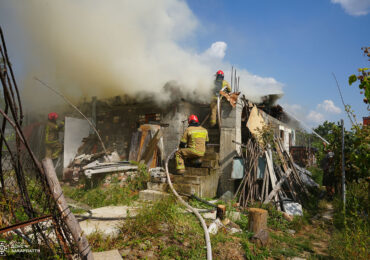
93, 250, 122, 260
80, 206, 139, 218
202, 210, 217, 220
139, 189, 171, 202
227, 211, 241, 222
147, 182, 168, 192
201, 160, 219, 169
79, 219, 122, 238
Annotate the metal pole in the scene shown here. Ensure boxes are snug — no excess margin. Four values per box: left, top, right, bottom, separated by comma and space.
341, 119, 346, 210
231, 66, 233, 92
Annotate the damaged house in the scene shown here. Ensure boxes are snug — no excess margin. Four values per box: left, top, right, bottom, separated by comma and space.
58, 85, 315, 213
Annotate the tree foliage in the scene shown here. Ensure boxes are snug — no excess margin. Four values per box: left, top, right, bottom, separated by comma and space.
348, 47, 370, 109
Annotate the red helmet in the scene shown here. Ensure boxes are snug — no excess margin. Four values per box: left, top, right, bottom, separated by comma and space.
48, 112, 58, 120
216, 70, 224, 76
188, 114, 199, 124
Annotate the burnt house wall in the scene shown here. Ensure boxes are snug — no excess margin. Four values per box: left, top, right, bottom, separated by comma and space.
94, 99, 210, 161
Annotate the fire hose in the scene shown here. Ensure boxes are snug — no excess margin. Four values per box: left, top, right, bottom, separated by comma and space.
165, 148, 212, 260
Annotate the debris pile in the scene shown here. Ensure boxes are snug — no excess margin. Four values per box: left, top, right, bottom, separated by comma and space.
235, 136, 317, 216
64, 149, 138, 185
233, 103, 318, 217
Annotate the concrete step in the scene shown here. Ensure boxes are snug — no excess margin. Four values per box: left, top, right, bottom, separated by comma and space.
139, 189, 171, 202
173, 183, 200, 195
147, 182, 169, 192
170, 174, 202, 184
203, 152, 219, 161
183, 167, 218, 176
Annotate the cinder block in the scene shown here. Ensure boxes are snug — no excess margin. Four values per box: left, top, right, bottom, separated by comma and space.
147, 182, 168, 192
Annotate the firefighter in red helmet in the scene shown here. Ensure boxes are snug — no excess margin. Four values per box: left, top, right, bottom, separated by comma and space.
45, 112, 64, 162
175, 115, 209, 174
210, 70, 231, 127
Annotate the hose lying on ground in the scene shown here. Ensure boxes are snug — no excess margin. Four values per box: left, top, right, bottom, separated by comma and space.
190, 194, 218, 208
165, 148, 212, 260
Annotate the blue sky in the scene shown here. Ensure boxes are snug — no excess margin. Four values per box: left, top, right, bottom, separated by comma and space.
0, 0, 369, 129
186, 0, 370, 127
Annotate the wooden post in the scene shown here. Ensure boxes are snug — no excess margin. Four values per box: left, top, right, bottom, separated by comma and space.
42, 158, 93, 260
248, 208, 268, 234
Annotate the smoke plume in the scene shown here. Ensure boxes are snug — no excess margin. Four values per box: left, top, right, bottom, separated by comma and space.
0, 0, 283, 111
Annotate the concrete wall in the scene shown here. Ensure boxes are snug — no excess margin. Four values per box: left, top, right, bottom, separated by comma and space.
95, 100, 209, 162
218, 97, 244, 196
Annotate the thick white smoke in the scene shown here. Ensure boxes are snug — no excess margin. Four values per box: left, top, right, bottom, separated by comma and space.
0, 0, 283, 111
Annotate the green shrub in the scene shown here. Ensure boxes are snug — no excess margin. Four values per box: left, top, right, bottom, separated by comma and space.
329, 180, 370, 259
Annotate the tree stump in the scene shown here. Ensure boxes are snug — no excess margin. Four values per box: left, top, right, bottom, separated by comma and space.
248, 208, 268, 234
216, 205, 226, 220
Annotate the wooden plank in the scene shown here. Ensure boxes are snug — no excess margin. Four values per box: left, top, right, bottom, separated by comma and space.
265, 150, 277, 188
42, 158, 93, 260
128, 131, 141, 161
137, 127, 150, 162
264, 169, 292, 203
141, 129, 163, 167
274, 139, 289, 172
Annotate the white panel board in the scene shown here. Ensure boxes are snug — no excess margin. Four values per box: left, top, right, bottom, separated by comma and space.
63, 117, 91, 168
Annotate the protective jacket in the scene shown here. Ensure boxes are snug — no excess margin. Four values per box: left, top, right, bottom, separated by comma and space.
213, 79, 231, 96
180, 125, 209, 156
45, 120, 64, 144
45, 120, 64, 159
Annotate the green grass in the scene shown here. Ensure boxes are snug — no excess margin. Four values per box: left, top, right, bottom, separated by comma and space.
63, 184, 136, 208
269, 232, 314, 258
307, 165, 323, 186
119, 198, 207, 259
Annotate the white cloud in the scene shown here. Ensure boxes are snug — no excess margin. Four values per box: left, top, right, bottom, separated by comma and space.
331, 0, 370, 16
317, 99, 341, 114
307, 110, 325, 124
203, 41, 227, 59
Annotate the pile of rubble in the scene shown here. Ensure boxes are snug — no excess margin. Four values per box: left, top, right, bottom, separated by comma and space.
63, 150, 138, 186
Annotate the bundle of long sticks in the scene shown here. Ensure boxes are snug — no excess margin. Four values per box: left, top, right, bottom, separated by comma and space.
235, 136, 309, 209
234, 138, 262, 207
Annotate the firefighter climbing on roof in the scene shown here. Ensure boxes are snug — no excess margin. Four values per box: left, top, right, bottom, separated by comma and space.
175, 115, 209, 174
45, 112, 64, 163
210, 70, 231, 127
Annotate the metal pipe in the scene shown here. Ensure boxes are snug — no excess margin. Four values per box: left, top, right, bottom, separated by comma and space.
341, 119, 346, 210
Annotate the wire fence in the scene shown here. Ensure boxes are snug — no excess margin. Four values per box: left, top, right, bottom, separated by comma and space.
0, 27, 79, 259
